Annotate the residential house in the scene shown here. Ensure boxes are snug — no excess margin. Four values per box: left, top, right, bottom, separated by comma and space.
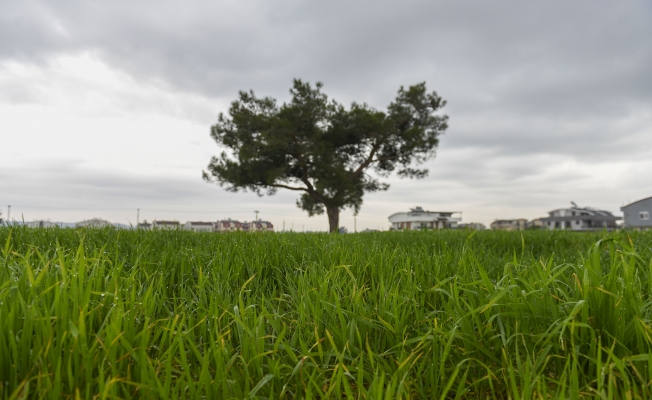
26, 220, 57, 228
244, 220, 274, 232
621, 196, 652, 230
184, 221, 215, 232
457, 222, 486, 230
137, 220, 152, 230
541, 202, 620, 231
215, 219, 243, 232
76, 218, 113, 228
490, 219, 528, 231
152, 220, 181, 230
528, 218, 546, 229
388, 206, 462, 230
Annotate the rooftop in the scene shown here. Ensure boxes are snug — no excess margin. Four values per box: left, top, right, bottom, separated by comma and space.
621, 196, 652, 209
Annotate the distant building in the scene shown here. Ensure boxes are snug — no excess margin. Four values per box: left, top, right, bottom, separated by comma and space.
26, 220, 57, 228
76, 218, 113, 228
541, 202, 620, 231
490, 219, 528, 231
184, 221, 215, 232
389, 206, 462, 230
244, 220, 274, 232
138, 220, 152, 230
152, 220, 181, 230
457, 222, 486, 230
528, 218, 546, 229
621, 196, 652, 230
215, 219, 243, 232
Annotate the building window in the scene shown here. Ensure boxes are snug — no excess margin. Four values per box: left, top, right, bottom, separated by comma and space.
641, 211, 650, 221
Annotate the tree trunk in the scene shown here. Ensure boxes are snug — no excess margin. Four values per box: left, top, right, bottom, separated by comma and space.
326, 205, 340, 233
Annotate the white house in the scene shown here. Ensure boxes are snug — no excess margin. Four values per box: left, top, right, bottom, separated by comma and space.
458, 222, 486, 230
184, 221, 214, 232
541, 202, 620, 231
388, 206, 462, 230
215, 219, 243, 232
244, 220, 274, 232
528, 218, 546, 229
137, 220, 152, 230
152, 220, 181, 230
26, 220, 58, 228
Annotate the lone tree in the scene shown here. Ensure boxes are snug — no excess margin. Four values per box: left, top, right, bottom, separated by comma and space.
204, 80, 448, 233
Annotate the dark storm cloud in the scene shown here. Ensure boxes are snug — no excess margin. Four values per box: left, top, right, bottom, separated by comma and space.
4, 1, 650, 96
2, 0, 651, 169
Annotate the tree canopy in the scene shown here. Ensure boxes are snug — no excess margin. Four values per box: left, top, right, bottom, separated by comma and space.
204, 80, 448, 233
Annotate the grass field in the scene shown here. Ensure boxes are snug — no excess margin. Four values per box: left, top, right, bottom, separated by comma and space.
1, 227, 652, 399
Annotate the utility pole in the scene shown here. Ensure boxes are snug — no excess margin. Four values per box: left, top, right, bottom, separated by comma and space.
137, 208, 140, 226
7, 205, 10, 223
354, 214, 357, 233
283, 221, 285, 231
254, 210, 259, 221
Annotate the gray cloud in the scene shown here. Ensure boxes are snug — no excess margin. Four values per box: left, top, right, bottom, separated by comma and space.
3, 1, 650, 145
4, 1, 650, 98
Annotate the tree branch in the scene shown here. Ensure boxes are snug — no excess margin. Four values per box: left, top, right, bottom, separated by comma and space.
373, 155, 401, 163
268, 183, 308, 191
288, 140, 325, 202
350, 142, 381, 179
273, 181, 328, 205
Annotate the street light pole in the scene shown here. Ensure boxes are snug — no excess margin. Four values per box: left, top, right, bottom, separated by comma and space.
254, 210, 259, 221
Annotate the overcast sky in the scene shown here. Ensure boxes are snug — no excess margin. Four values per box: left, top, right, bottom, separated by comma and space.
2, 0, 651, 230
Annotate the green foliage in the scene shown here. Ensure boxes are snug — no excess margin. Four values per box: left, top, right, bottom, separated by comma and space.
204, 80, 447, 232
1, 227, 652, 399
